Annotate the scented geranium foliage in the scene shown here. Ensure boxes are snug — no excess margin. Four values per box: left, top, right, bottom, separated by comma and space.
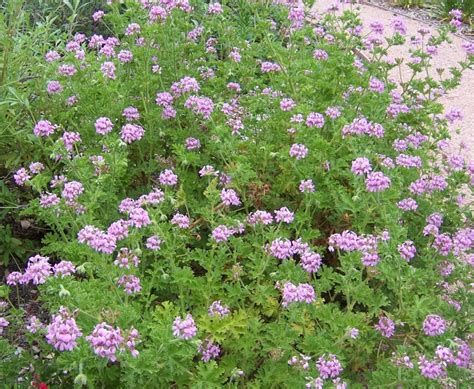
1, 0, 473, 387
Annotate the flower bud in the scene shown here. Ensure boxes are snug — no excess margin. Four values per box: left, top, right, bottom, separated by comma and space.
59, 285, 70, 298
74, 373, 87, 386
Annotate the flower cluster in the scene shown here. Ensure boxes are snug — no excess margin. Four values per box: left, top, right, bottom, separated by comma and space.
422, 314, 446, 336
172, 314, 197, 340
45, 307, 82, 351
279, 281, 316, 307
267, 238, 322, 273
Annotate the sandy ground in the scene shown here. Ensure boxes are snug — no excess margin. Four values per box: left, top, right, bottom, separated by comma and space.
310, 0, 474, 163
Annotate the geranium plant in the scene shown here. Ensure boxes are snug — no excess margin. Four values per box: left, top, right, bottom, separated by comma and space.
1, 0, 473, 387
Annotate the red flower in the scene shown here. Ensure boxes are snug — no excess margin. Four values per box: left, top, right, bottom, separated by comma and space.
32, 376, 48, 389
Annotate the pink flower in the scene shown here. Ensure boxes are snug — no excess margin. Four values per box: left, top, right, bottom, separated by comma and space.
184, 96, 214, 119
34, 120, 57, 137
397, 198, 418, 211
45, 50, 60, 62
77, 225, 117, 254
269, 238, 293, 259
220, 188, 241, 206
300, 250, 322, 273
24, 255, 52, 284
208, 2, 223, 14
0, 317, 8, 335
146, 235, 162, 250
261, 61, 281, 73
155, 92, 174, 106
62, 181, 84, 200
95, 117, 114, 135
299, 179, 315, 193
45, 307, 82, 351
62, 131, 81, 151
274, 207, 294, 223
114, 248, 140, 269
316, 354, 343, 379
370, 22, 384, 35
351, 157, 372, 175
280, 98, 296, 111
313, 49, 328, 60
349, 328, 359, 339
171, 213, 190, 229
306, 112, 325, 128
375, 316, 395, 338
398, 240, 416, 261
26, 316, 44, 334
325, 106, 341, 119
247, 210, 273, 225
227, 82, 241, 92
107, 220, 130, 240
88, 34, 105, 49
365, 172, 391, 192
139, 188, 165, 206
229, 49, 241, 62
171, 76, 200, 96
117, 275, 141, 294
129, 208, 151, 228
418, 356, 446, 379
289, 143, 308, 159
122, 106, 140, 121
13, 168, 30, 186
100, 44, 115, 58
369, 77, 385, 93
212, 225, 237, 243
159, 169, 178, 186
198, 340, 220, 362
208, 300, 230, 317
47, 80, 63, 94
29, 162, 44, 174
120, 124, 145, 143
149, 5, 168, 23
391, 18, 407, 35
281, 282, 315, 306
172, 314, 197, 339
188, 26, 204, 41
92, 10, 105, 21
58, 64, 77, 77
87, 323, 123, 361
101, 61, 116, 80
6, 272, 23, 286
185, 137, 201, 150
119, 198, 138, 213
162, 105, 176, 119
422, 314, 446, 336
53, 261, 76, 277
40, 193, 60, 208
118, 50, 133, 63
125, 23, 141, 36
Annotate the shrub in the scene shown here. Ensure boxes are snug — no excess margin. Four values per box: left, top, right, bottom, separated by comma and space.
429, 0, 474, 23
1, 0, 473, 387
0, 0, 64, 268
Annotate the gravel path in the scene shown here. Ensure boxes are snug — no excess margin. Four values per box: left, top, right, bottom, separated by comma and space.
311, 1, 474, 162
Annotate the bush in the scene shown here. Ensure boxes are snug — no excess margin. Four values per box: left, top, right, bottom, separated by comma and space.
0, 0, 65, 269
1, 0, 473, 387
429, 0, 474, 23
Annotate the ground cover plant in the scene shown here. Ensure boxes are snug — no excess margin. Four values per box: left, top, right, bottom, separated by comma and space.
393, 0, 473, 25
1, 0, 473, 387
